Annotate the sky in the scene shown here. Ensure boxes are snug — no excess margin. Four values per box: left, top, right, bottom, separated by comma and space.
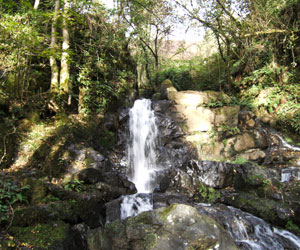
100, 0, 204, 42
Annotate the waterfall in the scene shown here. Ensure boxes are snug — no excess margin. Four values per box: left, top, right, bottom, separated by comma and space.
127, 99, 158, 193
120, 99, 158, 219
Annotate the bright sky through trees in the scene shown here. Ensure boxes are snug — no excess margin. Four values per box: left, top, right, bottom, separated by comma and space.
101, 0, 204, 42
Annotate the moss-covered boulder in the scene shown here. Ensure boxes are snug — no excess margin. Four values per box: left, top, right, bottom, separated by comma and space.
93, 204, 238, 250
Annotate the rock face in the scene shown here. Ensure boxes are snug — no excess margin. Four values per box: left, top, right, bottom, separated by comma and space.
168, 90, 239, 133
159, 81, 272, 162
155, 160, 235, 198
90, 204, 238, 250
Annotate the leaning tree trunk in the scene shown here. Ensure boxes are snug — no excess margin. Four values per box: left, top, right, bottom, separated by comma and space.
50, 0, 60, 94
60, 0, 71, 105
33, 0, 40, 10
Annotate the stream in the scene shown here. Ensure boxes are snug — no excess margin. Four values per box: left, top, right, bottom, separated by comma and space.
117, 99, 300, 249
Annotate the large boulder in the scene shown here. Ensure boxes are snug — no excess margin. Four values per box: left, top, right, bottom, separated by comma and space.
90, 204, 238, 250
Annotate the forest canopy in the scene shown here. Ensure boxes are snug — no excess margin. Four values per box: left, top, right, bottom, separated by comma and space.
0, 0, 299, 128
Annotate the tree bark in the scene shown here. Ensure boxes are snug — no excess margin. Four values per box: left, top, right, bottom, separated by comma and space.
60, 0, 71, 104
50, 0, 60, 94
33, 0, 40, 10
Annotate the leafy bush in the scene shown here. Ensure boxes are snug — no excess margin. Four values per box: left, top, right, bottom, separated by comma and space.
64, 180, 84, 192
198, 183, 220, 203
158, 54, 226, 91
0, 180, 30, 227
232, 157, 248, 165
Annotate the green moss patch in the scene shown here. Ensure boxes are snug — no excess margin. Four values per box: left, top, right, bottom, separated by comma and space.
9, 220, 69, 249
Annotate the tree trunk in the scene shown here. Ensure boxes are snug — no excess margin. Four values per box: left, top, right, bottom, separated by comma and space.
60, 0, 71, 105
50, 0, 60, 94
33, 0, 40, 10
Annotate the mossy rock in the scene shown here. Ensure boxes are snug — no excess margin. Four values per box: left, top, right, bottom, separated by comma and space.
22, 178, 48, 205
9, 220, 69, 249
224, 192, 294, 226
100, 204, 237, 250
12, 198, 104, 229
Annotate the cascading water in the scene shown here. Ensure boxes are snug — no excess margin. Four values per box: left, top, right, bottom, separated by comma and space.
198, 204, 300, 250
120, 99, 158, 219
127, 99, 158, 193
115, 99, 300, 249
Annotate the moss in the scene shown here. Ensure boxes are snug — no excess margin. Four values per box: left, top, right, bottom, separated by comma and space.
9, 220, 69, 249
105, 220, 126, 236
143, 233, 157, 249
159, 204, 176, 221
127, 212, 154, 227
87, 229, 103, 250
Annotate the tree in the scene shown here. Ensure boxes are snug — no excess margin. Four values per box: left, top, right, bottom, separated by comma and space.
174, 0, 245, 90
34, 0, 40, 10
49, 0, 60, 94
60, 0, 71, 104
118, 0, 174, 89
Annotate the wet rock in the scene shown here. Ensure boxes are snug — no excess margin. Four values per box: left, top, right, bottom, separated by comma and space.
153, 193, 190, 209
195, 203, 300, 250
98, 204, 238, 250
222, 192, 295, 227
185, 160, 235, 188
234, 163, 278, 189
157, 160, 235, 197
105, 197, 123, 223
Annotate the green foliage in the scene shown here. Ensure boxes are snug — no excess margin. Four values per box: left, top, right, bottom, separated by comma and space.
0, 180, 30, 225
219, 124, 240, 136
204, 96, 239, 108
9, 220, 69, 249
232, 157, 248, 165
286, 220, 300, 234
198, 183, 220, 203
158, 55, 226, 91
64, 180, 84, 192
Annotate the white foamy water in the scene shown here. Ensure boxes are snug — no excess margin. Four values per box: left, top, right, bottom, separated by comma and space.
276, 134, 300, 151
227, 207, 300, 250
121, 99, 158, 219
127, 99, 158, 193
281, 167, 300, 182
120, 193, 153, 220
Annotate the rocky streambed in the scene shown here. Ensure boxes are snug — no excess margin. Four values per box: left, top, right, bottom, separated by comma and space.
1, 83, 300, 249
